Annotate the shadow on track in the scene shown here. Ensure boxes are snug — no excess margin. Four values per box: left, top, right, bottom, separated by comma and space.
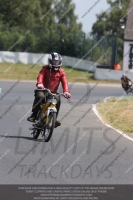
0, 134, 45, 142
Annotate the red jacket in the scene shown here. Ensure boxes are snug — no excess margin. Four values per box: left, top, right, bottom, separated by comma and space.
37, 65, 69, 93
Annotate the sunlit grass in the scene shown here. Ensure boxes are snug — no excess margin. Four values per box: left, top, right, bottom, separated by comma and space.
0, 62, 120, 84
98, 97, 133, 135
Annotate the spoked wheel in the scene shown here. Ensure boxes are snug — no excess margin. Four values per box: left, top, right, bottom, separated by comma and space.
32, 129, 41, 139
32, 110, 41, 139
43, 112, 56, 142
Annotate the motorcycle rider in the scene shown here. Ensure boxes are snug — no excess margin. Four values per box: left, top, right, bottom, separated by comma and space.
121, 74, 132, 94
27, 52, 71, 128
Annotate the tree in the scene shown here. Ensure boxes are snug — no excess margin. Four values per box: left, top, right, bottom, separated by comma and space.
0, 0, 55, 29
92, 0, 130, 62
52, 0, 83, 56
0, 0, 84, 57
54, 0, 82, 32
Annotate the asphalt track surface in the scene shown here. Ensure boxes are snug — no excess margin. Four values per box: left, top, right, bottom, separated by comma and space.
0, 80, 133, 184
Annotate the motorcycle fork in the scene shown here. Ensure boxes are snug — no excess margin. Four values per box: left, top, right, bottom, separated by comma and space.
40, 102, 57, 125
40, 102, 51, 115
45, 104, 57, 125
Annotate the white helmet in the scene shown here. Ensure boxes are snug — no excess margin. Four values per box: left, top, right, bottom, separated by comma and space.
48, 52, 62, 71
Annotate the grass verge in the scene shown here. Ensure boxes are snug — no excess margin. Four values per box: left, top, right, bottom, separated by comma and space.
98, 97, 133, 136
0, 62, 120, 84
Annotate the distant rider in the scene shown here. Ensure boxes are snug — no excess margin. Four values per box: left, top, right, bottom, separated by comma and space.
27, 52, 71, 128
121, 74, 132, 94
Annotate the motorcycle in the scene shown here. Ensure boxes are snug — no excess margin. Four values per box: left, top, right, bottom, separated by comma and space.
29, 88, 65, 142
126, 81, 133, 94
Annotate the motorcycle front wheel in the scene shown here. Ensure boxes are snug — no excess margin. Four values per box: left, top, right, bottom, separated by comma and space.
43, 112, 56, 142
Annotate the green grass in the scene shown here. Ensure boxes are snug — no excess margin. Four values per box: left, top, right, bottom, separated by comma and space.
98, 97, 133, 136
0, 62, 120, 84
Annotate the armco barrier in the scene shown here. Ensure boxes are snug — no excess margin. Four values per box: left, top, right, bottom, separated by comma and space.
62, 56, 99, 72
0, 51, 49, 65
94, 67, 133, 81
0, 51, 99, 72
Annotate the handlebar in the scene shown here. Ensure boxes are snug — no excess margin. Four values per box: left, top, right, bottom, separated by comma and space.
36, 88, 66, 97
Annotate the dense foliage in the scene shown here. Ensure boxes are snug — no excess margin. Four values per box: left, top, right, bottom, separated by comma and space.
0, 0, 85, 57
92, 0, 130, 63
0, 0, 130, 64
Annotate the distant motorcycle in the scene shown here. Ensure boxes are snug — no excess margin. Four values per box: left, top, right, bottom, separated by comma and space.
123, 81, 133, 94
29, 88, 65, 142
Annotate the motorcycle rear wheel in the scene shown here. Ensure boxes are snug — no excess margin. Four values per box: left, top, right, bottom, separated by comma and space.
32, 129, 41, 139
43, 112, 56, 142
32, 110, 41, 139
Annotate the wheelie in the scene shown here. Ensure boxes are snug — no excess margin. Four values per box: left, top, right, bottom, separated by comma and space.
27, 52, 71, 141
